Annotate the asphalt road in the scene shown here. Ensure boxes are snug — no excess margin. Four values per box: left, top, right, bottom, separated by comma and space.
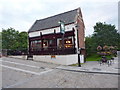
1, 57, 118, 88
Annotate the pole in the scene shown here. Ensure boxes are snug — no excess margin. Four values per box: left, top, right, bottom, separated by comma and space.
62, 33, 64, 51
77, 29, 81, 67
78, 53, 81, 67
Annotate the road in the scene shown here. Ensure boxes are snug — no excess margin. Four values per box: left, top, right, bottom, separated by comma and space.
0, 57, 118, 88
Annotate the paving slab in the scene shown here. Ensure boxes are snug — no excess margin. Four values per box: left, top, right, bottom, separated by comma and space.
1, 56, 119, 88
56, 57, 119, 75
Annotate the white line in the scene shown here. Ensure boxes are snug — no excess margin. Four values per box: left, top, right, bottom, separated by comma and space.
0, 60, 40, 69
4, 68, 53, 88
2, 64, 53, 75
1, 64, 41, 75
38, 69, 53, 75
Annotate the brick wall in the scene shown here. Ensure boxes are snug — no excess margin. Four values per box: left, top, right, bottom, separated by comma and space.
77, 8, 85, 56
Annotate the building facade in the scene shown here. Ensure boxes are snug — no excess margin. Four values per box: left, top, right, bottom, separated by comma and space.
28, 8, 85, 56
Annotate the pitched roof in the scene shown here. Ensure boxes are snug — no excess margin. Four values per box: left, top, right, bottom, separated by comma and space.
28, 8, 79, 32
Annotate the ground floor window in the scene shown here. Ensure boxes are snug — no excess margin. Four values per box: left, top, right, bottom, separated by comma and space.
57, 36, 74, 49
43, 40, 48, 49
30, 36, 74, 51
48, 39, 56, 48
31, 40, 41, 50
57, 38, 62, 49
29, 30, 76, 54
64, 38, 73, 48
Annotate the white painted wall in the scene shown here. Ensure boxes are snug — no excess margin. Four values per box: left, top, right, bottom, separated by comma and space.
33, 54, 79, 65
9, 54, 84, 65
33, 54, 84, 65
29, 31, 40, 37
29, 24, 76, 37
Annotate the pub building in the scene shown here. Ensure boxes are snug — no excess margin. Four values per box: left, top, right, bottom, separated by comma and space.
28, 8, 85, 59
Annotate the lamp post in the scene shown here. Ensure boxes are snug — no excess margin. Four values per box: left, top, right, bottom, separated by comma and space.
76, 25, 81, 67
59, 20, 65, 54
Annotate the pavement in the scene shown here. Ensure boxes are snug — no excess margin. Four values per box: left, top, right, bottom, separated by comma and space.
0, 52, 119, 88
56, 51, 120, 75
56, 57, 119, 75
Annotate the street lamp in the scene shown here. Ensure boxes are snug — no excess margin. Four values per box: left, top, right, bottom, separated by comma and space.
76, 25, 81, 67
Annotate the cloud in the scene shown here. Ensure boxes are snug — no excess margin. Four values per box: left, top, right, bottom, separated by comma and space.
0, 0, 118, 36
82, 2, 118, 36
0, 0, 46, 31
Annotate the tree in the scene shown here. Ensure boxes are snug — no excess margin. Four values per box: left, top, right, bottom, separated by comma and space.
2, 28, 19, 50
85, 35, 95, 56
93, 22, 120, 47
17, 31, 28, 50
0, 32, 1, 56
85, 22, 120, 56
2, 28, 28, 51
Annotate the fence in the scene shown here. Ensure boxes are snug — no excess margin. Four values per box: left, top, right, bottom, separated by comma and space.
7, 49, 28, 55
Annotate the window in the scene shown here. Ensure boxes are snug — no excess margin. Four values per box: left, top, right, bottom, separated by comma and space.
57, 38, 62, 49
43, 40, 48, 49
64, 38, 73, 48
31, 40, 41, 51
57, 37, 74, 49
65, 39, 72, 44
49, 40, 52, 45
43, 42, 47, 46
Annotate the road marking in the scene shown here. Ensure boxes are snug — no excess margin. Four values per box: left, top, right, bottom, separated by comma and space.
1, 64, 53, 76
4, 69, 53, 88
5, 75, 39, 88
0, 60, 40, 69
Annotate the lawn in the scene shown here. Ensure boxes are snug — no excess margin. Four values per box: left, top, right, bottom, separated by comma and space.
70, 54, 114, 66
86, 54, 113, 61
69, 63, 84, 66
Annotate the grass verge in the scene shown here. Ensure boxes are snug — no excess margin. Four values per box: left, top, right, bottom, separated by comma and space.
86, 54, 113, 61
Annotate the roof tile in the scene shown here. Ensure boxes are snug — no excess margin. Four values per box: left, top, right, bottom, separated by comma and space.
28, 8, 78, 32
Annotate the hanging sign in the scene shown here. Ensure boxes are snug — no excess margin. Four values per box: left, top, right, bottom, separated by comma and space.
59, 21, 65, 34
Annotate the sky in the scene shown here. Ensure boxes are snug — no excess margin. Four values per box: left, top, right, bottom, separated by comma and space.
0, 0, 119, 36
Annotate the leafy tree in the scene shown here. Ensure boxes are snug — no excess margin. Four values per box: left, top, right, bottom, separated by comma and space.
17, 31, 28, 50
2, 28, 19, 50
0, 32, 2, 50
85, 36, 94, 56
2, 28, 28, 51
85, 22, 120, 56
93, 22, 120, 47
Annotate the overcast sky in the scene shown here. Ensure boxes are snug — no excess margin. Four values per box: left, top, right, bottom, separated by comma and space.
0, 0, 118, 36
